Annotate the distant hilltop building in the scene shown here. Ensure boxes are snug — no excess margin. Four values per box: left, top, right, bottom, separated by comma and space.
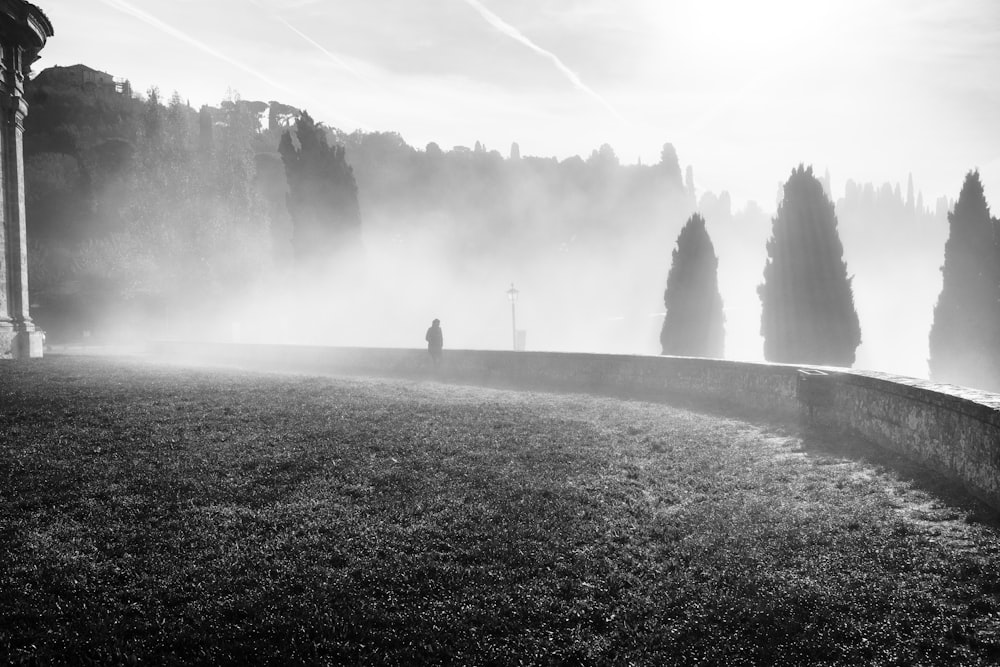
32, 64, 131, 96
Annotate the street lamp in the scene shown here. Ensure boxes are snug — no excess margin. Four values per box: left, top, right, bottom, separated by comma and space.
506, 283, 519, 351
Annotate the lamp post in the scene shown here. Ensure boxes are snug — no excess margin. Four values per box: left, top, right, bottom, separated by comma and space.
506, 283, 519, 351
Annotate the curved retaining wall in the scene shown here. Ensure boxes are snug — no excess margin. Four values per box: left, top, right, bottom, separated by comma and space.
149, 342, 1000, 512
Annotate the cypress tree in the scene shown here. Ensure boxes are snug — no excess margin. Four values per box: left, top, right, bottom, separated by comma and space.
660, 213, 725, 358
758, 165, 861, 366
928, 171, 999, 389
658, 142, 683, 190
279, 111, 362, 268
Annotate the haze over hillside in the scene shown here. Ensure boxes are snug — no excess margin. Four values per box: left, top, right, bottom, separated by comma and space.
24, 63, 965, 380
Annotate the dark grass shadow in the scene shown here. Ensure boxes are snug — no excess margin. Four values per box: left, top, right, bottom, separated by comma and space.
439, 375, 804, 431
94, 355, 1000, 532
792, 422, 1000, 529
474, 377, 1000, 531
468, 375, 1000, 531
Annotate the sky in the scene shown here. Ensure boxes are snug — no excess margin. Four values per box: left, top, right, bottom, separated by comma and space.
36, 0, 1000, 211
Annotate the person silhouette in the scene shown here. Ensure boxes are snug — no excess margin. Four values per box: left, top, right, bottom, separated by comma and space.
425, 318, 443, 365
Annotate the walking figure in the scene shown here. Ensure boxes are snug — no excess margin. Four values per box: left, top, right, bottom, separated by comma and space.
425, 318, 443, 366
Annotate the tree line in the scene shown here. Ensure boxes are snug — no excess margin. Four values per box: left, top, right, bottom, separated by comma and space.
24, 68, 692, 341
23, 66, 1000, 391
661, 166, 1000, 392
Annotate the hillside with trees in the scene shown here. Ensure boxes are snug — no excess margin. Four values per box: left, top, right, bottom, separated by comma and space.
279, 111, 362, 272
25, 71, 273, 341
23, 65, 696, 350
23, 64, 975, 385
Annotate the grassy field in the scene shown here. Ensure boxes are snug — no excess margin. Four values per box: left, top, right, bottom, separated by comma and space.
2, 354, 1000, 665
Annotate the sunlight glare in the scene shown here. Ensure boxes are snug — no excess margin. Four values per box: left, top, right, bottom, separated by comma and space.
647, 0, 842, 76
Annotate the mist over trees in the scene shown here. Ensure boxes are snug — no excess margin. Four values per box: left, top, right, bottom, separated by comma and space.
660, 214, 724, 357
835, 174, 950, 377
22, 65, 699, 348
928, 171, 1000, 390
24, 71, 272, 339
21, 63, 970, 378
759, 165, 861, 366
279, 111, 363, 271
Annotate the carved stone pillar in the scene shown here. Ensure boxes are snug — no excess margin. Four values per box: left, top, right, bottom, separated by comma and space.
0, 1, 51, 359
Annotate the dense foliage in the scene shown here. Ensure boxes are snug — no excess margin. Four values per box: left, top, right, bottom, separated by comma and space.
279, 111, 362, 270
23, 64, 971, 369
660, 213, 725, 357
24, 74, 272, 341
928, 171, 1000, 390
23, 66, 696, 348
759, 165, 861, 366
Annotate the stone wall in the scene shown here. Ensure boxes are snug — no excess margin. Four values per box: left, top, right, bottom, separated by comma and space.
149, 342, 1000, 510
807, 369, 1000, 508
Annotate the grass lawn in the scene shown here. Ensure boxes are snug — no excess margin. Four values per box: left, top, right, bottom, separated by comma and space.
2, 354, 1000, 665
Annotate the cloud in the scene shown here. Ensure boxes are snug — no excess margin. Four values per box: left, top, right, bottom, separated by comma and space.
245, 0, 367, 81
275, 17, 365, 78
460, 0, 625, 122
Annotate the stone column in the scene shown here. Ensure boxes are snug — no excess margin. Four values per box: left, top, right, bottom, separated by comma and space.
0, 1, 51, 359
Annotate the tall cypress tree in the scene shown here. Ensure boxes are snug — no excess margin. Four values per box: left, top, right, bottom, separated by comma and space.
279, 111, 362, 269
928, 171, 999, 390
660, 213, 725, 358
758, 165, 861, 366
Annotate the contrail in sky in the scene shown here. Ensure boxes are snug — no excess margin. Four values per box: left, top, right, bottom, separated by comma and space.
246, 0, 367, 81
460, 0, 625, 122
99, 0, 295, 96
100, 0, 366, 128
277, 18, 364, 78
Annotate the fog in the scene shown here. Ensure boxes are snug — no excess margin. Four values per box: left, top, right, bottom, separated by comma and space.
213, 166, 949, 383
838, 193, 949, 379
222, 222, 679, 355
23, 76, 959, 382
27, 0, 1000, 388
